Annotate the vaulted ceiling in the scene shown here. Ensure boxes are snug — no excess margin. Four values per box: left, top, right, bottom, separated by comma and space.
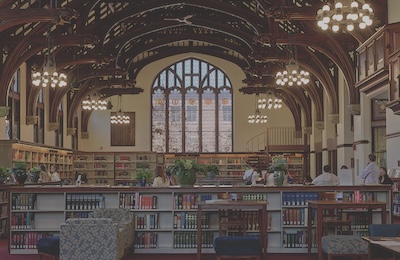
0, 0, 388, 132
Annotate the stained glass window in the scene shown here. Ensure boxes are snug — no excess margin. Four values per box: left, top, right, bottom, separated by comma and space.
152, 58, 232, 153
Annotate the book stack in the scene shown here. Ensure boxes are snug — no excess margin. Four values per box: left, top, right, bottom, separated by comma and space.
173, 231, 213, 248
135, 213, 159, 229
11, 194, 37, 210
66, 194, 105, 210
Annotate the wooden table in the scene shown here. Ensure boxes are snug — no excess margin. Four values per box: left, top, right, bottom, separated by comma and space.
197, 200, 268, 260
307, 200, 387, 260
363, 236, 400, 260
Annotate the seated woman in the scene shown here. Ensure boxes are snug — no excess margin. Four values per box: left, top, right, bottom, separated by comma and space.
152, 166, 170, 187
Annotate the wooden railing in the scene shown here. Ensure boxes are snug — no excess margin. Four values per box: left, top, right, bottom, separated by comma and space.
245, 127, 304, 153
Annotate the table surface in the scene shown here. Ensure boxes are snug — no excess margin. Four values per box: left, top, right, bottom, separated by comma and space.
363, 236, 400, 259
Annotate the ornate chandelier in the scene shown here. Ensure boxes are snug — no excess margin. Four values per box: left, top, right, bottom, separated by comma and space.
111, 94, 130, 124
82, 92, 107, 111
32, 27, 67, 88
248, 94, 267, 124
258, 94, 283, 110
316, 0, 374, 32
276, 60, 310, 87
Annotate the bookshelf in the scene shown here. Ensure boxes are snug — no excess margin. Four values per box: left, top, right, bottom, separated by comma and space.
0, 140, 74, 181
73, 151, 160, 186
0, 187, 8, 238
7, 185, 392, 255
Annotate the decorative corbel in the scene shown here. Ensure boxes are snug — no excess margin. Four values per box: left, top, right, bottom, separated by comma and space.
67, 128, 76, 136
315, 121, 324, 130
348, 104, 360, 115
81, 132, 89, 139
26, 115, 38, 125
0, 106, 10, 117
328, 114, 339, 124
48, 122, 60, 131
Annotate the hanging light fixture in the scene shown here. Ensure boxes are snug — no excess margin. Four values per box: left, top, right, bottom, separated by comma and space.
316, 0, 374, 32
276, 46, 310, 87
110, 94, 130, 124
258, 91, 283, 110
32, 26, 67, 88
82, 92, 107, 111
248, 94, 268, 124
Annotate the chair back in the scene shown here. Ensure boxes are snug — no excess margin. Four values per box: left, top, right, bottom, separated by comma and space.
369, 224, 400, 237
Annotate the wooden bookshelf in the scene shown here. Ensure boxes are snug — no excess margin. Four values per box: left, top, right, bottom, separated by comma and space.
0, 140, 74, 181
73, 151, 161, 186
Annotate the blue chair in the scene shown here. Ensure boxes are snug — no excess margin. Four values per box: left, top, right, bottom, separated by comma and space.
368, 224, 400, 259
37, 236, 60, 260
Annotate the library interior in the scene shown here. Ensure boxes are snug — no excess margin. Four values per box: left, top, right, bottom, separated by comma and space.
0, 0, 400, 259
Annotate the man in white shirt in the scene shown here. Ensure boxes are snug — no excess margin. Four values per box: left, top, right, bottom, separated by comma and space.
243, 164, 257, 185
312, 165, 340, 186
360, 154, 380, 184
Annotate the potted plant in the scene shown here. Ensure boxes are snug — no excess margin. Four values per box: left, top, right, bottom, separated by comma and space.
11, 161, 28, 184
29, 167, 41, 183
0, 166, 10, 185
133, 168, 152, 187
167, 159, 203, 186
269, 156, 287, 186
204, 164, 220, 180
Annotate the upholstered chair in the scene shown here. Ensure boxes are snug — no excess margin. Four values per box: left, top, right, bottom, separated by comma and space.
89, 208, 135, 252
60, 218, 124, 260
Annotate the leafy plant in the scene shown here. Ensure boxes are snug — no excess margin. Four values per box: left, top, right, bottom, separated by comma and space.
269, 156, 287, 172
133, 168, 152, 181
167, 159, 203, 185
11, 161, 27, 177
203, 164, 220, 176
0, 166, 10, 178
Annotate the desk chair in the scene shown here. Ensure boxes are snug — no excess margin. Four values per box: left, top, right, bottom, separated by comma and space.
214, 209, 261, 260
368, 224, 400, 259
319, 192, 352, 235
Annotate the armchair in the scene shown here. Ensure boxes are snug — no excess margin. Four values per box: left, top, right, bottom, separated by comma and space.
89, 208, 135, 252
60, 218, 124, 260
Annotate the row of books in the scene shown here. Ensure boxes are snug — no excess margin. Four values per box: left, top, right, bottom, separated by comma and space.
65, 193, 105, 210
0, 204, 7, 218
173, 232, 214, 248
0, 190, 7, 203
173, 194, 212, 209
11, 194, 37, 210
11, 212, 35, 230
135, 214, 159, 229
282, 208, 314, 226
283, 230, 316, 248
345, 212, 370, 229
350, 191, 375, 202
282, 192, 319, 206
119, 193, 136, 209
10, 232, 53, 249
66, 211, 91, 219
135, 232, 158, 248
241, 193, 268, 201
0, 219, 6, 235
173, 212, 209, 229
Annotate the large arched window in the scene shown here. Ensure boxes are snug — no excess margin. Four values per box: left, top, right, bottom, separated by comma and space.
152, 58, 233, 153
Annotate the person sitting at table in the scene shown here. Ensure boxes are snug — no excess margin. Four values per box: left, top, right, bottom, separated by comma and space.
153, 166, 170, 187
312, 165, 339, 186
379, 167, 394, 185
